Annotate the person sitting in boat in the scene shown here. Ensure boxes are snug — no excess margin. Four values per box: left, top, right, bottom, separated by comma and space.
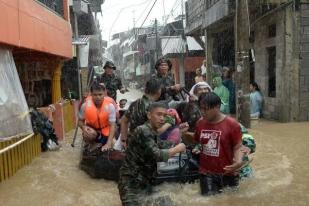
78, 82, 116, 151
158, 108, 189, 144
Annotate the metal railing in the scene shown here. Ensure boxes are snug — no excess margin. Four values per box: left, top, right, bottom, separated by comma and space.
0, 134, 41, 182
186, 0, 206, 25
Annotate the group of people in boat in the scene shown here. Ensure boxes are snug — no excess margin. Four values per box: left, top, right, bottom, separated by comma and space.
77, 58, 256, 206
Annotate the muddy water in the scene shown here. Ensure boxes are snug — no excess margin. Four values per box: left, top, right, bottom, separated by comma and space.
1, 119, 309, 205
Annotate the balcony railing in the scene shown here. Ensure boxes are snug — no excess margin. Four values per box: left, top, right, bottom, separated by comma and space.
36, 0, 64, 17
185, 0, 206, 34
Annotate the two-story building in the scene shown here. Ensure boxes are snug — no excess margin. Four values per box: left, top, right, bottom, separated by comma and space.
186, 0, 309, 122
0, 0, 73, 182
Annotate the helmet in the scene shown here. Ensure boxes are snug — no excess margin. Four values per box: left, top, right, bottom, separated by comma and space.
155, 57, 172, 71
103, 61, 116, 70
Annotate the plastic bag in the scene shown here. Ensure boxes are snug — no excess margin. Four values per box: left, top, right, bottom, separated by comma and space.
0, 48, 33, 139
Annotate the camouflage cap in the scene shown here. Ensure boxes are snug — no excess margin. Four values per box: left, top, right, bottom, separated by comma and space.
103, 61, 116, 70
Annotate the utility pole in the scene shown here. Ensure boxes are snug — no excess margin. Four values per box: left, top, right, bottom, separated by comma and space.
74, 12, 82, 100
155, 18, 158, 62
132, 10, 136, 29
235, 0, 251, 128
179, 0, 185, 86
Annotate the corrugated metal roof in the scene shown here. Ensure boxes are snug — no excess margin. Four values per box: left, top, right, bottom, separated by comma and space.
186, 36, 203, 51
161, 36, 184, 56
161, 36, 203, 56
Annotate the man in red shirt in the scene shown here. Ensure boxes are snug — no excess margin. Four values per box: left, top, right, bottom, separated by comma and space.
194, 92, 244, 195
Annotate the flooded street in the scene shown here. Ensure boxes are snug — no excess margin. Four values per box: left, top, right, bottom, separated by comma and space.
1, 91, 309, 206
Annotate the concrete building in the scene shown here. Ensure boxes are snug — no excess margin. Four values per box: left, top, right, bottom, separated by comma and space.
185, 0, 309, 122
0, 0, 72, 182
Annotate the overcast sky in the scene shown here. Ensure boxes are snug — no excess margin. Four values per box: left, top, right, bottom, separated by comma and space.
99, 0, 183, 41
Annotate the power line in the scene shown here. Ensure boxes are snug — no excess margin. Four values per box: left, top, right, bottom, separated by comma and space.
139, 0, 158, 28
162, 0, 182, 52
108, 0, 152, 40
163, 0, 181, 25
162, 0, 166, 22
135, 0, 155, 26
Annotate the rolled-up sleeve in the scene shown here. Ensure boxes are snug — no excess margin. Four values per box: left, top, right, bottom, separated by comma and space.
143, 134, 169, 162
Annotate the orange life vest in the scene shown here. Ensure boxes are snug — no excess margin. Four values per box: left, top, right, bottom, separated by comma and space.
84, 97, 113, 137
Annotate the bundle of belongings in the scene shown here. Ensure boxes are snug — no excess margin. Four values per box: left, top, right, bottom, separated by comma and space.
80, 146, 125, 181
30, 109, 59, 151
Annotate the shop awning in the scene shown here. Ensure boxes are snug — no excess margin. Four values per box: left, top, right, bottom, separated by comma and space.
72, 36, 90, 45
123, 51, 139, 58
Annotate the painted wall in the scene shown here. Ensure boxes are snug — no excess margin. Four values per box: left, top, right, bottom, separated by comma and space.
0, 0, 72, 58
170, 56, 205, 84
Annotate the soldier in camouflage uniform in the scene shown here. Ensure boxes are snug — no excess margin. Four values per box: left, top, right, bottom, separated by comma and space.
120, 79, 162, 147
98, 61, 125, 101
118, 102, 186, 206
152, 58, 181, 101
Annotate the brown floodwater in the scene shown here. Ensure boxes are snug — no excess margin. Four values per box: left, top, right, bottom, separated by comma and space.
1, 119, 309, 206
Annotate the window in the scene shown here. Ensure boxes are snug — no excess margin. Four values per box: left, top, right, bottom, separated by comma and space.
267, 46, 276, 97
268, 24, 276, 38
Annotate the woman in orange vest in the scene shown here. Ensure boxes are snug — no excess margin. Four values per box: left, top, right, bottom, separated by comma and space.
78, 82, 116, 151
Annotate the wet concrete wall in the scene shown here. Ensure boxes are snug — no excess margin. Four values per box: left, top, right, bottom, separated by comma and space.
299, 3, 309, 121
253, 6, 308, 122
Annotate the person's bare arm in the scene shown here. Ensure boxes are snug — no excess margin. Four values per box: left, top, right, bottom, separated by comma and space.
120, 115, 129, 142
102, 104, 117, 151
102, 122, 116, 151
157, 123, 172, 134
168, 143, 186, 157
223, 142, 244, 174
78, 118, 85, 130
77, 104, 89, 136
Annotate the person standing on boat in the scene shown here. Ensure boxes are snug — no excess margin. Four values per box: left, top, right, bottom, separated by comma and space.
78, 82, 116, 151
118, 102, 186, 206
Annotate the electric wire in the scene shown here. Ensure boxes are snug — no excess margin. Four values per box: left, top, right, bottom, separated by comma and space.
139, 0, 158, 28
108, 0, 152, 40
136, 0, 155, 26
162, 0, 183, 53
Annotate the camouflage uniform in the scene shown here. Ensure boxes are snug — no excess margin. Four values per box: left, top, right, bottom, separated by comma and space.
125, 95, 152, 133
98, 73, 123, 101
176, 101, 201, 132
152, 73, 177, 101
118, 123, 170, 206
